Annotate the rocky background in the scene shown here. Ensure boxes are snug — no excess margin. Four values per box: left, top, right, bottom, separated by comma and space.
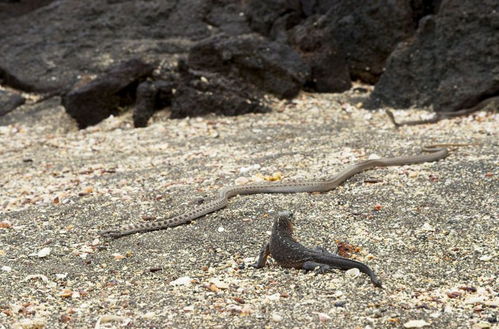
1, 0, 498, 127
0, 1, 498, 328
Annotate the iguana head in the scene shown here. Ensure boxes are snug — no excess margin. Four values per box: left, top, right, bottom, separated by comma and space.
274, 211, 294, 234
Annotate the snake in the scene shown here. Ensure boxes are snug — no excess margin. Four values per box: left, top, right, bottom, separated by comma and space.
100, 145, 451, 238
386, 95, 499, 127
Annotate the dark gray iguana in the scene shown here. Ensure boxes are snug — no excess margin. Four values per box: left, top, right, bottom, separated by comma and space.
251, 211, 382, 288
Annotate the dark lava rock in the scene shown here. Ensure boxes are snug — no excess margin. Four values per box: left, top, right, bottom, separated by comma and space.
325, 0, 416, 83
288, 14, 351, 93
370, 0, 499, 111
204, 0, 252, 36
245, 0, 303, 41
62, 58, 154, 129
411, 0, 442, 23
0, 66, 48, 93
0, 0, 54, 21
0, 90, 25, 117
245, 0, 416, 84
134, 59, 270, 125
171, 60, 270, 118
0, 96, 60, 127
133, 79, 176, 128
188, 33, 310, 99
0, 0, 249, 93
134, 81, 160, 128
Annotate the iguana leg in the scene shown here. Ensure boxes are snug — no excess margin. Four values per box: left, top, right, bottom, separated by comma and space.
303, 261, 331, 273
250, 242, 270, 268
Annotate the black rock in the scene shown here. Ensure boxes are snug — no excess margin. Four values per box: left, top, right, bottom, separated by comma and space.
244, 0, 302, 39
171, 61, 270, 118
204, 1, 252, 36
0, 0, 250, 93
325, 0, 416, 84
245, 0, 416, 84
0, 0, 54, 21
188, 33, 310, 99
0, 66, 49, 93
287, 14, 351, 93
62, 58, 154, 129
334, 300, 347, 307
0, 90, 25, 117
133, 79, 176, 128
370, 0, 499, 111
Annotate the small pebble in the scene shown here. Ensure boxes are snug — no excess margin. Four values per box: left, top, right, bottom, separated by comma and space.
334, 301, 347, 307
170, 276, 193, 286
226, 304, 242, 313
465, 296, 486, 304
240, 304, 254, 315
209, 278, 229, 290
239, 164, 260, 174
99, 315, 126, 323
1, 266, 12, 272
234, 177, 249, 185
345, 268, 360, 278
446, 290, 462, 298
183, 305, 195, 312
403, 319, 430, 328
316, 312, 332, 322
271, 313, 283, 322
266, 293, 280, 301
13, 318, 46, 329
421, 223, 435, 232
142, 312, 156, 319
484, 298, 499, 307
0, 221, 12, 228
37, 247, 52, 258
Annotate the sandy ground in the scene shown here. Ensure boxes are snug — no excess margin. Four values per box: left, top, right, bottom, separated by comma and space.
0, 90, 497, 328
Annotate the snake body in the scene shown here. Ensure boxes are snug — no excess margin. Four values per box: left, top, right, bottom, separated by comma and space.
100, 146, 449, 238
